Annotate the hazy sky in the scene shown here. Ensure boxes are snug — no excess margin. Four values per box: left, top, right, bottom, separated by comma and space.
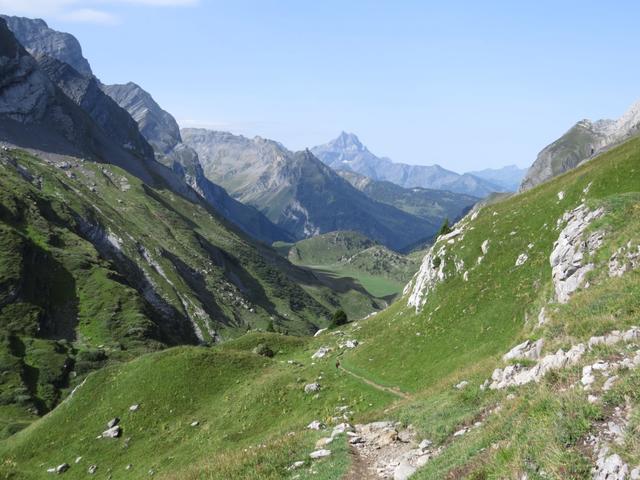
3, 0, 640, 172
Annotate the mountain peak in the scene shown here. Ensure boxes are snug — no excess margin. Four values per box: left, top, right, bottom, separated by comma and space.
332, 131, 364, 151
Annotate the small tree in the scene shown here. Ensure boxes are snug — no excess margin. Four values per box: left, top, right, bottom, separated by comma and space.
437, 218, 452, 238
266, 320, 275, 332
331, 309, 348, 327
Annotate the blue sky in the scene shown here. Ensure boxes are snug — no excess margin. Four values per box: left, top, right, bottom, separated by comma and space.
2, 1, 640, 172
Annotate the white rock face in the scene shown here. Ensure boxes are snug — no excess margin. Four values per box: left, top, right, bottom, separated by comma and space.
490, 344, 586, 390
309, 449, 331, 459
550, 204, 605, 303
609, 242, 640, 277
490, 326, 640, 390
502, 339, 544, 362
481, 239, 490, 255
406, 247, 446, 309
311, 347, 330, 359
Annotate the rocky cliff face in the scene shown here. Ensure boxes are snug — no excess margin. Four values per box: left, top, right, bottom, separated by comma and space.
520, 100, 640, 191
1, 15, 92, 76
183, 128, 438, 250
101, 83, 290, 244
0, 20, 55, 124
312, 132, 506, 197
101, 82, 182, 155
36, 55, 155, 161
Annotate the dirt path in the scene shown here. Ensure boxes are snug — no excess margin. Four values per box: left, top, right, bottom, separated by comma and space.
339, 365, 411, 400
342, 445, 378, 480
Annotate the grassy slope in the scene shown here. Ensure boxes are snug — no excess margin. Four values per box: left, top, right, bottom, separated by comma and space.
0, 136, 638, 479
276, 231, 420, 298
0, 149, 380, 435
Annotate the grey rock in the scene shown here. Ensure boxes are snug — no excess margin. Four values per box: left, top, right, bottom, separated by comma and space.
87, 465, 97, 474
101, 425, 121, 438
304, 383, 321, 394
521, 100, 640, 191
550, 204, 605, 303
306, 420, 325, 430
1, 16, 92, 75
106, 417, 119, 429
309, 449, 331, 459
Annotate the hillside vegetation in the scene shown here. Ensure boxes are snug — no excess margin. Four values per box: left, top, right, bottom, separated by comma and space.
1, 130, 638, 479
0, 149, 382, 436
276, 231, 420, 298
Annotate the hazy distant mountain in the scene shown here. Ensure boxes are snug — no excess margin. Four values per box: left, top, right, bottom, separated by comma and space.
182, 129, 439, 251
312, 132, 507, 197
467, 165, 527, 191
337, 170, 477, 226
520, 101, 640, 190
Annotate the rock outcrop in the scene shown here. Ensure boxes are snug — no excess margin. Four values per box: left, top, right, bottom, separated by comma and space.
520, 99, 640, 191
550, 204, 605, 303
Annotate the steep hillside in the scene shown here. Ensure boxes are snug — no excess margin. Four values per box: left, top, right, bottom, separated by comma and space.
182, 129, 437, 251
2, 131, 637, 479
3, 15, 289, 246
0, 143, 388, 432
277, 231, 420, 298
520, 98, 640, 191
311, 132, 506, 197
338, 170, 477, 225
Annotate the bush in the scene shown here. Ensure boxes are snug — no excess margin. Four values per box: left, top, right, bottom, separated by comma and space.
331, 310, 348, 327
437, 218, 452, 238
252, 343, 274, 358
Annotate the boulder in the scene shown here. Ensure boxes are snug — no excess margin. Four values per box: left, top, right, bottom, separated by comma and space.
87, 465, 97, 474
454, 380, 469, 390
515, 253, 528, 266
309, 449, 331, 459
106, 417, 119, 429
304, 383, 321, 394
393, 461, 417, 480
101, 425, 122, 438
502, 339, 544, 362
311, 347, 330, 359
287, 461, 305, 471
307, 420, 325, 430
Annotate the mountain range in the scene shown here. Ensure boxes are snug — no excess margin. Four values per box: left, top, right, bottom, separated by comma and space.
311, 132, 527, 197
182, 129, 442, 251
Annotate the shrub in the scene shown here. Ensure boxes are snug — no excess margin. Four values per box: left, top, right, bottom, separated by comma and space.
331, 309, 348, 327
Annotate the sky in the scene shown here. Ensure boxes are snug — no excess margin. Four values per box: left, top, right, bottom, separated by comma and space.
2, 1, 640, 172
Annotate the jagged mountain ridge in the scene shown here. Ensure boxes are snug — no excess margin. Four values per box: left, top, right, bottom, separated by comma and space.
102, 82, 292, 244
0, 15, 91, 76
312, 132, 507, 197
3, 15, 290, 245
182, 128, 438, 251
520, 98, 640, 190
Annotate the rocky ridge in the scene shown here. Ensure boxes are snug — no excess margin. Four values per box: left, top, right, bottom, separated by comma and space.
520, 99, 640, 191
